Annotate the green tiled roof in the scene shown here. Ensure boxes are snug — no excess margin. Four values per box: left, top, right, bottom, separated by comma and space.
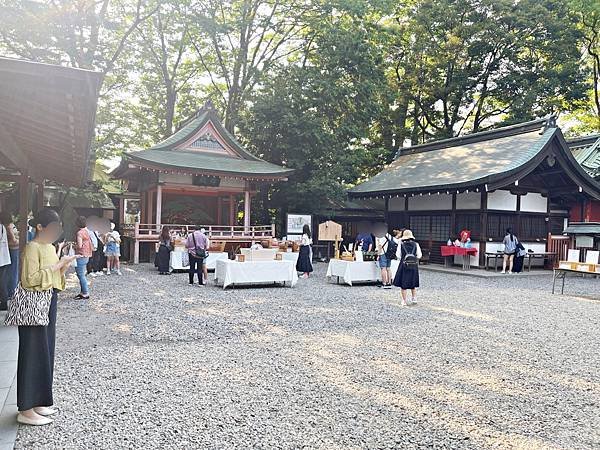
350, 120, 556, 195
114, 102, 291, 179
128, 149, 293, 177
568, 135, 600, 179
563, 222, 600, 235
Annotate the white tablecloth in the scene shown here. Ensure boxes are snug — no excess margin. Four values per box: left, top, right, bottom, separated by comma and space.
281, 252, 299, 264
170, 250, 229, 271
326, 259, 399, 286
215, 259, 298, 289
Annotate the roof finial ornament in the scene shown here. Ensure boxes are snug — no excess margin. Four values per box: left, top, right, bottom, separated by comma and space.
203, 99, 215, 111
541, 115, 557, 134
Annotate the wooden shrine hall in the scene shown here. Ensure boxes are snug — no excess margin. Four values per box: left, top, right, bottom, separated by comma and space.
112, 101, 293, 263
0, 57, 101, 257
348, 117, 600, 267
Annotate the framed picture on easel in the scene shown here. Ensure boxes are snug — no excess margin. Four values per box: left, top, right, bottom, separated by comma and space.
286, 213, 312, 238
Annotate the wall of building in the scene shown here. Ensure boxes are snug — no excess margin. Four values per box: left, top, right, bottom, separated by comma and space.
570, 199, 600, 222
520, 193, 548, 213
456, 192, 481, 209
487, 190, 517, 210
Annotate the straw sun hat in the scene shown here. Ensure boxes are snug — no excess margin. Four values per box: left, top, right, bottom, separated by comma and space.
401, 229, 415, 240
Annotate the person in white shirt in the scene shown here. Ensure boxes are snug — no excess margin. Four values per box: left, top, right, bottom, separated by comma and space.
376, 231, 397, 289
392, 229, 422, 306
296, 224, 313, 278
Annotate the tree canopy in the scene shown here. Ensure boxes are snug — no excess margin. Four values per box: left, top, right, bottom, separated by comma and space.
0, 0, 598, 221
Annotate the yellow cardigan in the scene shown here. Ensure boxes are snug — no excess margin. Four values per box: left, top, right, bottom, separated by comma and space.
21, 241, 65, 291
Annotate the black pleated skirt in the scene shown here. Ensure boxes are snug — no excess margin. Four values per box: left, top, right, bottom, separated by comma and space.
296, 245, 313, 273
393, 263, 420, 289
157, 245, 171, 273
17, 289, 57, 411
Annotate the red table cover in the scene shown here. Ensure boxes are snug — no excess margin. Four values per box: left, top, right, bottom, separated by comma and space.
440, 246, 478, 257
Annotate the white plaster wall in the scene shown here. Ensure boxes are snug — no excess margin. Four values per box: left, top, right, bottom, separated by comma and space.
487, 190, 517, 211
456, 192, 481, 210
485, 241, 546, 267
519, 193, 547, 213
408, 194, 452, 211
388, 196, 405, 211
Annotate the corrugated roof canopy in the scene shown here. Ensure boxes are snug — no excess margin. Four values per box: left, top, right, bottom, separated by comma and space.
0, 57, 102, 186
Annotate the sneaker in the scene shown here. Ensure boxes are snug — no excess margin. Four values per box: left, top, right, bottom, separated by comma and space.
411, 298, 417, 305
500, 270, 505, 274
383, 284, 392, 290
116, 270, 122, 276
96, 272, 104, 277
106, 270, 111, 276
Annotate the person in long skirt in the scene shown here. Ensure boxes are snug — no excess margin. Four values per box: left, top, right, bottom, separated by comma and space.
157, 226, 173, 275
393, 229, 422, 306
296, 224, 313, 278
18, 208, 79, 426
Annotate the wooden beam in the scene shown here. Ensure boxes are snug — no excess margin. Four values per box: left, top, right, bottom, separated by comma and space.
244, 190, 251, 229
155, 185, 162, 228
18, 172, 28, 270
36, 182, 45, 210
0, 121, 41, 182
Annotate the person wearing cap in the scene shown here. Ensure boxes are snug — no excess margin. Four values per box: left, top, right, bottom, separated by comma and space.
392, 229, 422, 306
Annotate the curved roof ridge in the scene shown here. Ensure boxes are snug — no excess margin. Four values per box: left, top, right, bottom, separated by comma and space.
394, 116, 552, 158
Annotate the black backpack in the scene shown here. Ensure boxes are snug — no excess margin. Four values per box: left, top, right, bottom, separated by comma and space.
402, 241, 419, 268
384, 235, 398, 260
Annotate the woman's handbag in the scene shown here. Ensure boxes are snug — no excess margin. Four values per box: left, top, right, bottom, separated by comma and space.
191, 232, 207, 259
4, 283, 52, 326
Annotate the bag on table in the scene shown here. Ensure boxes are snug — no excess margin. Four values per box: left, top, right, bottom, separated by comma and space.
4, 284, 52, 326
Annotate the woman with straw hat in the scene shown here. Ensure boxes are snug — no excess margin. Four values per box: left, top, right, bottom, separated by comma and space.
393, 229, 422, 306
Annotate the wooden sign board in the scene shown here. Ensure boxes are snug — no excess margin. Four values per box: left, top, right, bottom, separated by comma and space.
318, 221, 342, 242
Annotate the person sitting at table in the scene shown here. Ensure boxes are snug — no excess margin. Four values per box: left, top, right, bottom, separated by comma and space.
393, 229, 422, 306
296, 224, 313, 278
501, 228, 519, 274
157, 226, 173, 275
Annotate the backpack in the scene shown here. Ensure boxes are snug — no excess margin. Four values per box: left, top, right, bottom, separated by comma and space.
384, 235, 398, 260
402, 242, 419, 268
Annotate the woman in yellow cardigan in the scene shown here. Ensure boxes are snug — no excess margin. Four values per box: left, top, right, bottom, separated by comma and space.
17, 209, 79, 426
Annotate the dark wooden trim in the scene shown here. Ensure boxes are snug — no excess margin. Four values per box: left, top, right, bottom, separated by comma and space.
480, 191, 488, 267
451, 194, 457, 235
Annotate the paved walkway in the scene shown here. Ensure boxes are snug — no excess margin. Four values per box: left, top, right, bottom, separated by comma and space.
0, 312, 18, 450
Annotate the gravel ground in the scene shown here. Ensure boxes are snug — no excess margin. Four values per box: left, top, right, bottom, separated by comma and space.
15, 263, 600, 450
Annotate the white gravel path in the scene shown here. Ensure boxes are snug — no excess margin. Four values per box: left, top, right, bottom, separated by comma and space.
14, 263, 600, 449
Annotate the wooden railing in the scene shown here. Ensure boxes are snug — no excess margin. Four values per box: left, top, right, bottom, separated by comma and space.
121, 223, 276, 240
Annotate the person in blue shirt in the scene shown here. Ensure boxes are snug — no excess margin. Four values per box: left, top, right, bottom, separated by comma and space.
355, 232, 373, 252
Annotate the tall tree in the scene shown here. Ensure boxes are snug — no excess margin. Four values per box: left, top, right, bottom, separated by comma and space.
386, 0, 587, 145
188, 0, 313, 132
